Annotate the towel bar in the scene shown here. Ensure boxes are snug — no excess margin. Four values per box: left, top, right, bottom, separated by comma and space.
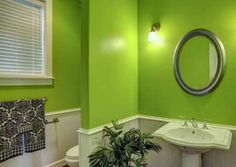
45, 117, 59, 124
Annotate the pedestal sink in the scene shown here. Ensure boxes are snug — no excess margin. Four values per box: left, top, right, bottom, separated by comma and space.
153, 122, 232, 167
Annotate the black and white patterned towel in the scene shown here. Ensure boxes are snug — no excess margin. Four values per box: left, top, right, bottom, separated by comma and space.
0, 101, 24, 162
24, 99, 46, 152
0, 98, 47, 162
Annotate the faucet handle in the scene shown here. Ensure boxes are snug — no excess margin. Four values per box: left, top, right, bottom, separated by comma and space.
182, 120, 189, 127
202, 121, 208, 130
179, 115, 189, 127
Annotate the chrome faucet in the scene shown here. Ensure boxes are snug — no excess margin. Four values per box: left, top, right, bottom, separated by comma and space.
190, 118, 198, 128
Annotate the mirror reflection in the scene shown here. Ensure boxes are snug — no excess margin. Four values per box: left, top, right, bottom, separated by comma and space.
179, 36, 217, 89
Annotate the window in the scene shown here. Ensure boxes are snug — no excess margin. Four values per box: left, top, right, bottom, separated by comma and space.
0, 0, 53, 85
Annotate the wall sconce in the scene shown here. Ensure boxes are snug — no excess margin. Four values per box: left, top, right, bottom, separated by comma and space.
148, 22, 161, 42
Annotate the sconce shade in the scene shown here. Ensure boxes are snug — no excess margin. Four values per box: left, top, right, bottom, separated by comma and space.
148, 22, 161, 42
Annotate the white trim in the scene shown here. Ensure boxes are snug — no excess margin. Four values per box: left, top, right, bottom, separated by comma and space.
44, 0, 53, 78
0, 74, 54, 79
137, 114, 236, 131
27, 0, 45, 6
78, 114, 236, 135
138, 114, 183, 124
46, 107, 81, 116
78, 115, 139, 135
0, 77, 54, 86
44, 158, 66, 167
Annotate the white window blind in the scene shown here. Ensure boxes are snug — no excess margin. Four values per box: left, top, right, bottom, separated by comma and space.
0, 0, 45, 77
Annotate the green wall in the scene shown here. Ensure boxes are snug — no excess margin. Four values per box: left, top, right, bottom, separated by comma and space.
138, 0, 236, 125
0, 0, 81, 112
81, 0, 138, 129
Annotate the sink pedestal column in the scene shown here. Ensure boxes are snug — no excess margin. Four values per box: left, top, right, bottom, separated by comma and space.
182, 152, 201, 167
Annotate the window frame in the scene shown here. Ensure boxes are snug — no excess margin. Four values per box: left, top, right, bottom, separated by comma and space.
0, 0, 54, 86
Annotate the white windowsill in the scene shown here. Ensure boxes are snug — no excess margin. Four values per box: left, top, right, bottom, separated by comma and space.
0, 77, 54, 86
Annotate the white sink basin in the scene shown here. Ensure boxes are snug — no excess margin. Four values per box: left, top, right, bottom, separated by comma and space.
153, 122, 232, 152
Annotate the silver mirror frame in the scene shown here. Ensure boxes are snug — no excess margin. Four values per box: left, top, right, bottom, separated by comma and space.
173, 29, 226, 96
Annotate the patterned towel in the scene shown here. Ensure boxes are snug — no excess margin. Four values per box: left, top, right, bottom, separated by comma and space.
0, 98, 47, 162
0, 101, 23, 162
24, 98, 46, 152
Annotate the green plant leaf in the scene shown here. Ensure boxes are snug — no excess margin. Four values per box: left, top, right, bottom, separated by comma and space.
111, 120, 124, 130
88, 121, 162, 167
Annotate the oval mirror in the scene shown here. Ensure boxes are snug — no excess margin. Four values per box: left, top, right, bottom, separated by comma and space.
173, 29, 226, 96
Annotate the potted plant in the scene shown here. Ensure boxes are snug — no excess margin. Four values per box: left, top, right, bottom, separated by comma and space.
89, 121, 161, 167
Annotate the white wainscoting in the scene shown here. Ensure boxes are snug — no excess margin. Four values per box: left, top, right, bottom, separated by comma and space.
78, 114, 236, 167
78, 117, 139, 167
0, 108, 80, 167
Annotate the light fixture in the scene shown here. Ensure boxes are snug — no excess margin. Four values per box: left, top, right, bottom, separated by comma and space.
148, 22, 161, 42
